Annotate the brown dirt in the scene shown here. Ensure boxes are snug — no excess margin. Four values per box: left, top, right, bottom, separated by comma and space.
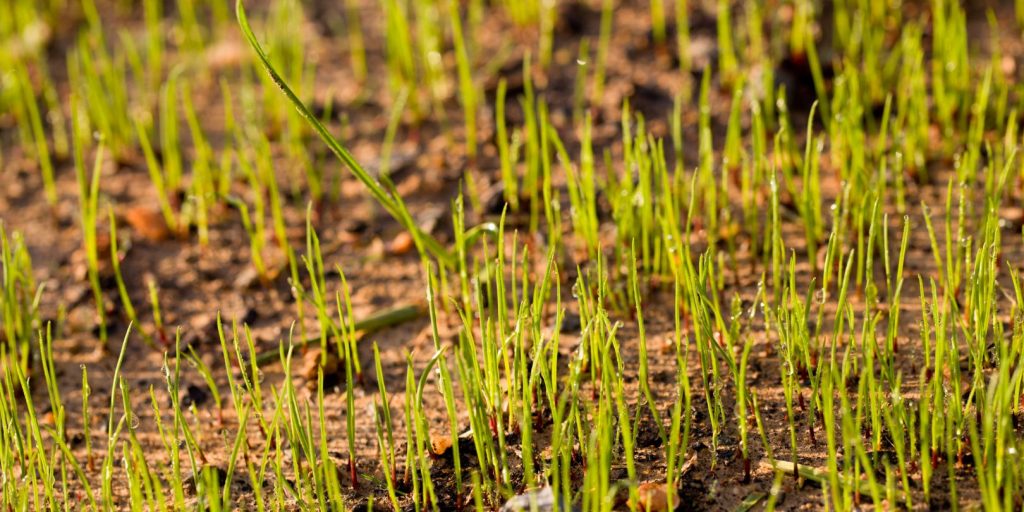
2, 0, 1021, 510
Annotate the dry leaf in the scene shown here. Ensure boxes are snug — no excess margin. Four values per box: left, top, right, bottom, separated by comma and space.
429, 433, 452, 457
388, 231, 414, 255
632, 482, 679, 512
124, 206, 170, 242
299, 348, 338, 381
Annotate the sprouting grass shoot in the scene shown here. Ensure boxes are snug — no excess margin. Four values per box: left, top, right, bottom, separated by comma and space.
3, 0, 1024, 510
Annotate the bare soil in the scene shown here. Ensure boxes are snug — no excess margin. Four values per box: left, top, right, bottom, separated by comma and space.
2, 0, 1021, 509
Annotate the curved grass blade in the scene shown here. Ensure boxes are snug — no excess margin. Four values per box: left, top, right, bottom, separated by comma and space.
236, 0, 452, 265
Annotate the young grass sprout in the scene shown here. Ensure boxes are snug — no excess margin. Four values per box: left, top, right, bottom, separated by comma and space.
4, 1, 1024, 510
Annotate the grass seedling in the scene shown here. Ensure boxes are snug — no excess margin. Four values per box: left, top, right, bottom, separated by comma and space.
142, 0, 162, 91
226, 194, 268, 284
538, 0, 556, 69
147, 277, 166, 346
665, 278, 692, 495
716, 0, 738, 84
335, 272, 360, 489
134, 116, 179, 235
553, 115, 599, 263
495, 79, 518, 212
99, 325, 132, 505
380, 86, 410, 179
629, 243, 665, 444
73, 129, 107, 344
381, 0, 415, 111
0, 223, 40, 370
572, 38, 590, 127
736, 330, 755, 482
343, 0, 367, 84
789, 0, 812, 61
372, 343, 401, 510
675, 0, 691, 75
313, 369, 347, 508
592, 0, 613, 103
424, 263, 464, 502
650, 0, 666, 46
181, 81, 217, 246
14, 62, 56, 209
302, 211, 332, 361
81, 365, 94, 472
107, 208, 148, 347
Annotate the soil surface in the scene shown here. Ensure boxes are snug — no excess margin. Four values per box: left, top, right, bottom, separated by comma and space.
2, 0, 1021, 510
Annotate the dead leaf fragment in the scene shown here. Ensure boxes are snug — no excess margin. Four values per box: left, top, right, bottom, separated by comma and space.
124, 206, 170, 242
429, 433, 452, 457
499, 486, 579, 511
388, 231, 414, 255
298, 348, 338, 381
632, 482, 679, 512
